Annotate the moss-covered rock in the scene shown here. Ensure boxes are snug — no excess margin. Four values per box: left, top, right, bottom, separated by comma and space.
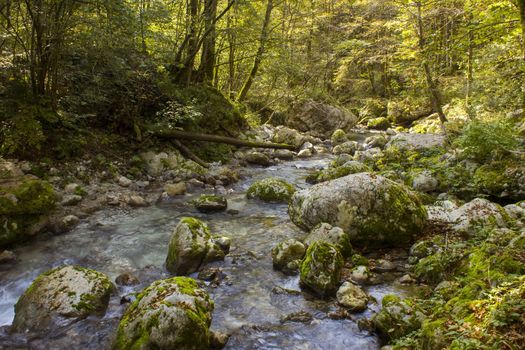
12, 265, 113, 333
289, 173, 427, 248
193, 195, 227, 213
299, 241, 343, 297
273, 127, 307, 148
332, 141, 359, 155
336, 281, 369, 311
372, 295, 425, 341
115, 277, 214, 350
166, 217, 226, 275
247, 177, 296, 203
304, 223, 353, 258
271, 239, 306, 275
0, 178, 56, 247
313, 161, 371, 183
331, 129, 348, 145
367, 117, 390, 130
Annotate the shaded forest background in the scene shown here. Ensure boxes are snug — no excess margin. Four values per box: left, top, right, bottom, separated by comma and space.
1, 0, 524, 159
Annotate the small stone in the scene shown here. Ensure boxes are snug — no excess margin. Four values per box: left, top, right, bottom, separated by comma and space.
372, 259, 396, 272
297, 149, 313, 158
106, 194, 121, 206
349, 265, 373, 285
164, 182, 187, 196
0, 250, 17, 264
245, 152, 271, 166
213, 236, 231, 255
273, 149, 295, 160
136, 181, 150, 188
210, 331, 230, 349
399, 274, 415, 284
194, 195, 228, 213
115, 273, 140, 286
272, 239, 306, 275
280, 310, 313, 324
128, 195, 148, 207
61, 194, 83, 206
61, 215, 80, 231
64, 183, 80, 194
336, 281, 368, 311
116, 175, 133, 187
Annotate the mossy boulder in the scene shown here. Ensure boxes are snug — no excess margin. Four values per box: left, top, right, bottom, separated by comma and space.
331, 129, 348, 145
193, 195, 227, 213
450, 198, 510, 236
314, 161, 371, 183
336, 281, 369, 311
299, 241, 343, 297
247, 177, 296, 203
0, 178, 57, 247
271, 239, 306, 275
289, 173, 427, 248
12, 265, 113, 333
273, 127, 307, 148
367, 117, 390, 130
372, 295, 425, 341
332, 141, 359, 155
115, 277, 214, 350
166, 217, 227, 275
304, 223, 353, 258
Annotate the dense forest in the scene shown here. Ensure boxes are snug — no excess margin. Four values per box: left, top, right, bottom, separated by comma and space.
0, 1, 524, 350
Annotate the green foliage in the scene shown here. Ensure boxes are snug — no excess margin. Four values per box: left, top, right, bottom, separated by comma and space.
455, 120, 520, 162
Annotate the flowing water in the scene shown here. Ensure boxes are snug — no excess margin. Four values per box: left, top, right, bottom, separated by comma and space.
0, 146, 411, 349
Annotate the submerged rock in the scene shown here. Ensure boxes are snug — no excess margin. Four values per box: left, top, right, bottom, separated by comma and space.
12, 265, 113, 333
194, 195, 228, 213
299, 242, 343, 297
115, 277, 214, 350
304, 223, 353, 258
272, 239, 306, 274
166, 218, 227, 275
336, 281, 369, 311
289, 173, 427, 248
247, 177, 295, 203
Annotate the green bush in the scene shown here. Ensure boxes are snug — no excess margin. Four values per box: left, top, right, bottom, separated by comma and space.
455, 120, 520, 162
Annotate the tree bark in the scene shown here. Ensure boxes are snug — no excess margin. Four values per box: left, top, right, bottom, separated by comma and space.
197, 0, 217, 83
152, 128, 296, 150
236, 0, 273, 102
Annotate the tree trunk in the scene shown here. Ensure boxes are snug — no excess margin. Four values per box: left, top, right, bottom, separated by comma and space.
415, 1, 447, 125
516, 0, 525, 114
236, 0, 273, 102
197, 0, 217, 83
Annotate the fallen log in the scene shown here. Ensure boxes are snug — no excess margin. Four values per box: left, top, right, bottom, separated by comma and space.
170, 139, 210, 169
151, 128, 296, 151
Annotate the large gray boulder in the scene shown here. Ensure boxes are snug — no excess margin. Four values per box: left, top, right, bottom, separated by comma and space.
287, 100, 358, 138
289, 173, 427, 248
115, 277, 214, 350
12, 265, 114, 333
166, 218, 227, 275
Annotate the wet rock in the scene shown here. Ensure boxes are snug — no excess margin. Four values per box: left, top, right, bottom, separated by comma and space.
272, 239, 306, 274
336, 281, 368, 311
353, 147, 382, 163
304, 223, 353, 258
271, 286, 302, 295
287, 100, 357, 138
12, 265, 114, 333
212, 236, 231, 255
280, 310, 313, 324
194, 195, 228, 213
198, 267, 227, 287
116, 175, 132, 187
165, 182, 187, 197
299, 242, 343, 297
297, 149, 313, 158
349, 265, 373, 285
372, 259, 396, 272
373, 295, 425, 341
115, 273, 140, 286
398, 274, 415, 284
273, 149, 295, 160
128, 195, 148, 207
61, 194, 82, 206
115, 277, 214, 350
333, 141, 359, 156
210, 331, 230, 349
0, 250, 16, 264
166, 217, 226, 275
55, 215, 80, 233
247, 177, 295, 203
64, 183, 81, 194
244, 152, 271, 166
331, 129, 348, 145
289, 173, 427, 248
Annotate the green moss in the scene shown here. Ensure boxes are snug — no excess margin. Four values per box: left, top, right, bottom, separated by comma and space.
0, 179, 56, 215
299, 241, 343, 297
315, 162, 371, 183
331, 129, 348, 145
247, 177, 296, 203
367, 117, 390, 130
351, 254, 369, 266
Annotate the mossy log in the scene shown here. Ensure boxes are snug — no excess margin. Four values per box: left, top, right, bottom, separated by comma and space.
152, 128, 296, 151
